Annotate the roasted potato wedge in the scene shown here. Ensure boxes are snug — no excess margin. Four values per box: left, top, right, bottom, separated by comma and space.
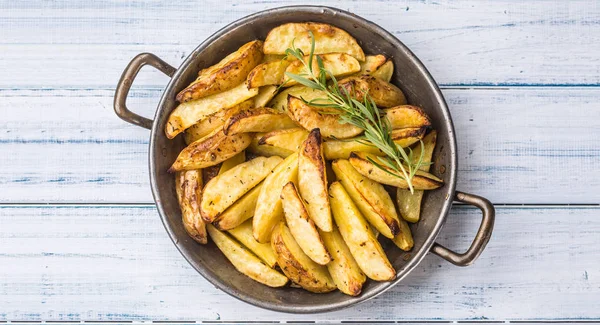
166, 82, 259, 139
200, 156, 283, 222
223, 107, 297, 135
329, 182, 395, 281
218, 151, 246, 175
247, 133, 295, 158
254, 85, 279, 108
262, 54, 286, 63
323, 128, 426, 160
332, 159, 401, 239
287, 96, 363, 139
183, 100, 253, 144
169, 128, 252, 172
258, 128, 309, 152
253, 153, 299, 243
268, 85, 327, 112
371, 60, 394, 82
176, 40, 263, 102
396, 130, 437, 223
213, 182, 262, 230
207, 225, 288, 287
358, 54, 387, 74
271, 222, 336, 293
282, 53, 360, 86
385, 105, 432, 129
391, 217, 414, 251
176, 170, 207, 244
281, 182, 331, 265
337, 75, 406, 108
348, 152, 443, 190
320, 227, 366, 296
264, 22, 365, 61
246, 59, 291, 88
298, 129, 332, 232
227, 220, 277, 268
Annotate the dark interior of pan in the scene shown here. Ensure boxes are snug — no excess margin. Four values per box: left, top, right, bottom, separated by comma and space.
149, 6, 457, 313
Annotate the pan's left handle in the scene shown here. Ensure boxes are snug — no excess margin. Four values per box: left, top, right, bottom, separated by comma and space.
114, 53, 177, 129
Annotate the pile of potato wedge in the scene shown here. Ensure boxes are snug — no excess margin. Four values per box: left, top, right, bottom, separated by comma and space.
168, 22, 443, 296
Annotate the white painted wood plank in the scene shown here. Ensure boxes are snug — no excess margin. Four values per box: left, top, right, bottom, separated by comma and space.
1, 87, 598, 204
0, 0, 599, 87
0, 205, 597, 320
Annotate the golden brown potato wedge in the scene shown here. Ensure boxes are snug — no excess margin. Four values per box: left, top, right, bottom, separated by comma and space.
218, 151, 246, 175
223, 107, 297, 135
391, 218, 414, 251
207, 225, 288, 287
331, 159, 401, 239
166, 82, 259, 139
258, 128, 309, 152
329, 182, 395, 281
371, 60, 394, 82
268, 85, 327, 112
348, 152, 443, 190
176, 40, 263, 102
271, 222, 336, 293
287, 96, 363, 139
247, 133, 295, 158
320, 227, 366, 296
358, 55, 387, 74
246, 59, 291, 88
281, 182, 331, 265
200, 156, 283, 222
254, 85, 279, 108
227, 220, 278, 268
298, 129, 332, 232
175, 170, 207, 244
396, 130, 437, 223
213, 182, 262, 230
282, 53, 360, 86
262, 54, 286, 63
337, 75, 406, 108
385, 105, 432, 129
264, 22, 365, 61
169, 128, 251, 172
183, 99, 253, 144
322, 128, 426, 160
253, 153, 299, 243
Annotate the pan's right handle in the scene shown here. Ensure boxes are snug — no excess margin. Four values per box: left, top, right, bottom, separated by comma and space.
114, 53, 177, 129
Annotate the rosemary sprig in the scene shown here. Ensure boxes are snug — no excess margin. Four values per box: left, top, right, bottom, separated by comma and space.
283, 32, 426, 193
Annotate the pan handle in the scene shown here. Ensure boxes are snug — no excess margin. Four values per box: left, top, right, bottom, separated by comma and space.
114, 53, 177, 129
431, 191, 495, 266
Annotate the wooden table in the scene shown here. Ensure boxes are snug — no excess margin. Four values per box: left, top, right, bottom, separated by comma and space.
1, 0, 599, 322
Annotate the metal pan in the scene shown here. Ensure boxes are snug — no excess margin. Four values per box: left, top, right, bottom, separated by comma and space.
113, 5, 495, 313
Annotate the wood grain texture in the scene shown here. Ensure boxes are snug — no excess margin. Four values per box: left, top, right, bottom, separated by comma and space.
1, 88, 597, 204
0, 205, 598, 321
0, 0, 599, 87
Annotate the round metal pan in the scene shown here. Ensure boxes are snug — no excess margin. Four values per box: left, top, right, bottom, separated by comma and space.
113, 5, 495, 313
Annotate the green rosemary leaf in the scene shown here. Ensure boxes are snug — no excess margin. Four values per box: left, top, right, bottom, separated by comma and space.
285, 72, 320, 89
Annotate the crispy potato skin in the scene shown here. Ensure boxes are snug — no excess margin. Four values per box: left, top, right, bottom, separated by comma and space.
177, 40, 263, 102
264, 22, 365, 61
298, 129, 332, 232
287, 96, 363, 139
385, 105, 432, 129
281, 182, 331, 265
337, 75, 406, 108
166, 83, 258, 139
223, 107, 297, 135
348, 152, 444, 190
176, 170, 207, 244
271, 223, 336, 293
247, 132, 295, 158
207, 225, 288, 287
169, 128, 251, 172
183, 100, 253, 145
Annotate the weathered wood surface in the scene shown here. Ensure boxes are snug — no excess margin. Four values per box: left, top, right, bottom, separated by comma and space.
0, 205, 598, 321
